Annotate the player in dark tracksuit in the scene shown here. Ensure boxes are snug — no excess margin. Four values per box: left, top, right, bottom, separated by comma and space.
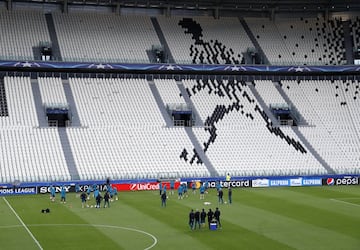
161, 192, 167, 207
104, 191, 110, 208
207, 209, 214, 229
194, 209, 201, 229
200, 208, 207, 228
218, 188, 224, 204
80, 192, 88, 208
96, 193, 102, 208
228, 187, 232, 204
214, 207, 222, 228
189, 209, 195, 230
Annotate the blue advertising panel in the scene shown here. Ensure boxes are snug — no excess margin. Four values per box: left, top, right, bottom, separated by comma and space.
269, 179, 290, 187
302, 178, 322, 186
0, 186, 37, 196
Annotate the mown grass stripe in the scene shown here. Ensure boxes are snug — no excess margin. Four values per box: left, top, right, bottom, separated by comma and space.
5, 195, 125, 250
240, 188, 360, 239
229, 202, 360, 250
123, 191, 295, 250
245, 187, 360, 219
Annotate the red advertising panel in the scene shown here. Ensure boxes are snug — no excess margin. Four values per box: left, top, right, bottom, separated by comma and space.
112, 181, 181, 191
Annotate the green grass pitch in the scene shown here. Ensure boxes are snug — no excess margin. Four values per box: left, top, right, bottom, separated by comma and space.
0, 186, 359, 250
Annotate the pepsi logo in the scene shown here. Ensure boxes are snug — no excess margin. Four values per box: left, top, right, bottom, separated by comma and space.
327, 178, 335, 185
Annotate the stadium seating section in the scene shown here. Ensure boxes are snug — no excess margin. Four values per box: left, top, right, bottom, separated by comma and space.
0, 9, 359, 182
0, 10, 351, 65
0, 10, 50, 60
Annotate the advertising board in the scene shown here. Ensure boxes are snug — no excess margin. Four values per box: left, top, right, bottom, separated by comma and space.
207, 180, 251, 188
0, 174, 359, 196
269, 179, 290, 187
112, 181, 181, 191
0, 187, 37, 195
302, 178, 322, 186
323, 176, 359, 186
252, 179, 270, 188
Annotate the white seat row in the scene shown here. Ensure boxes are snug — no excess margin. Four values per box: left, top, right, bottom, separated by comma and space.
38, 77, 67, 105
0, 127, 70, 183
183, 79, 326, 177
67, 126, 210, 180
281, 79, 360, 171
157, 16, 253, 64
69, 77, 165, 127
0, 10, 50, 60
52, 12, 160, 63
2, 77, 38, 127
245, 17, 346, 65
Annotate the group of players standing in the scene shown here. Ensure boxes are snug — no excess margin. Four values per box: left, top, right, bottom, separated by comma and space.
173, 179, 232, 205
49, 185, 67, 204
158, 176, 232, 230
48, 183, 118, 208
79, 183, 118, 208
189, 207, 222, 230
159, 177, 233, 205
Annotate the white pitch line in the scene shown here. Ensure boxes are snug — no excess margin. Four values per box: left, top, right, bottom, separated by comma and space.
0, 223, 158, 250
2, 197, 43, 250
332, 197, 360, 200
330, 198, 360, 207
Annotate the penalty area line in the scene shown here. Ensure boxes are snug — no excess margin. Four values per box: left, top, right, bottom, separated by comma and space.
330, 198, 360, 207
2, 197, 43, 250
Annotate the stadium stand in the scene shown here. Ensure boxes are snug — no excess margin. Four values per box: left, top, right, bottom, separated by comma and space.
0, 5, 360, 182
183, 78, 326, 176
38, 77, 67, 105
350, 17, 360, 52
52, 12, 160, 63
280, 79, 360, 173
64, 77, 210, 179
0, 9, 350, 66
157, 16, 253, 64
0, 10, 50, 60
153, 79, 185, 105
3, 76, 38, 127
68, 77, 165, 127
245, 17, 346, 65
0, 126, 71, 183
67, 126, 210, 180
0, 77, 71, 183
